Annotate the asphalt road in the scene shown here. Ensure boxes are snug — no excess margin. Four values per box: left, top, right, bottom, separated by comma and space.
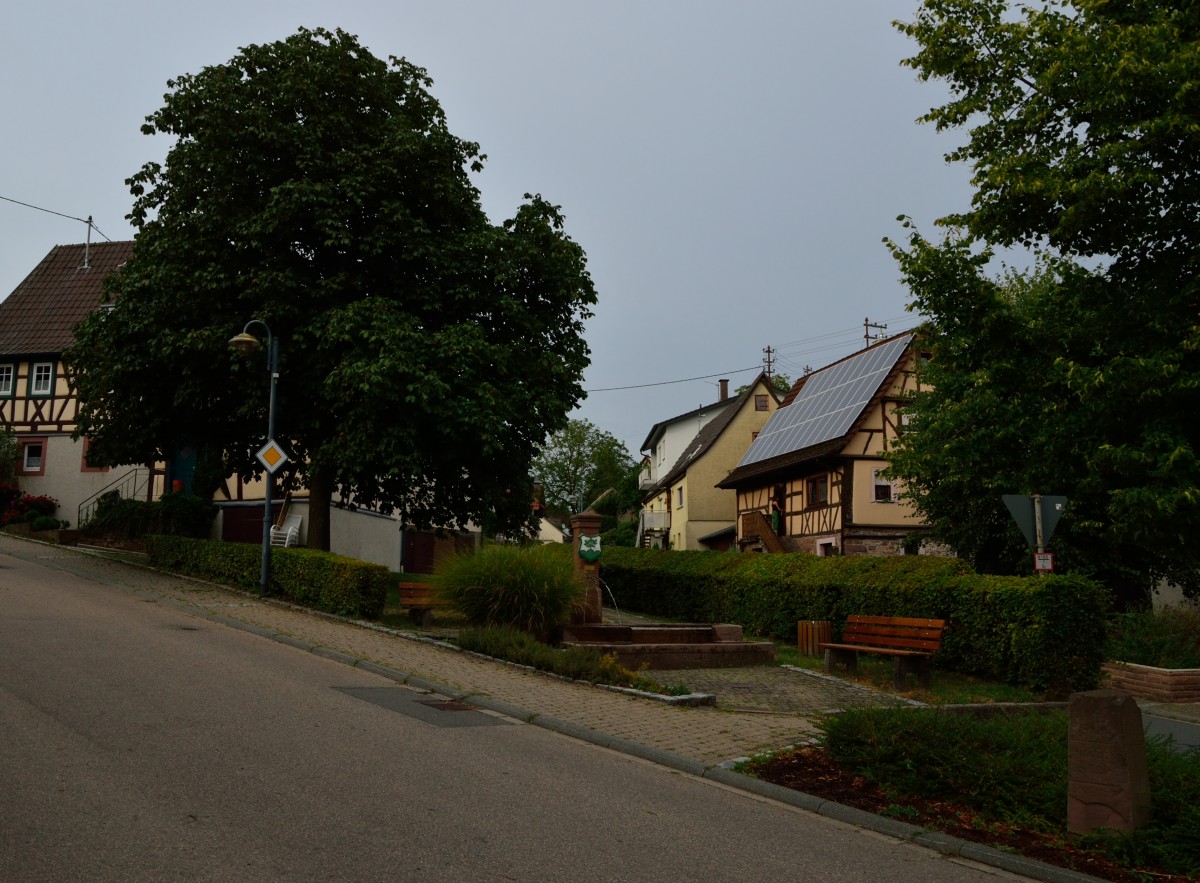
0, 551, 1029, 882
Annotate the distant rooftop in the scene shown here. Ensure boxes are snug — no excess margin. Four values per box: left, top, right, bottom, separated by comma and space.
0, 241, 134, 356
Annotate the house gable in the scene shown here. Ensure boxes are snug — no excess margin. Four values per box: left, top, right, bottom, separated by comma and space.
716, 334, 927, 556
642, 373, 781, 550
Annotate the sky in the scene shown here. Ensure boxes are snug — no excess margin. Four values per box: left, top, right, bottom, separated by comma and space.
1, 1, 973, 456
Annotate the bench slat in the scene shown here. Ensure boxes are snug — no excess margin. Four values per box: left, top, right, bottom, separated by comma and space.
819, 642, 930, 658
397, 581, 451, 626
820, 613, 947, 690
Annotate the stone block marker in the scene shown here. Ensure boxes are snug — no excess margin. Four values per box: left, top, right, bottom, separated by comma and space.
1067, 689, 1151, 834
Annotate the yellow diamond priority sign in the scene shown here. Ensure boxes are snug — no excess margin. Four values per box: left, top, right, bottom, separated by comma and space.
256, 439, 288, 474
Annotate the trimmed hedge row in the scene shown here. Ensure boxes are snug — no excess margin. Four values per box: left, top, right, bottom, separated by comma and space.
146, 535, 389, 619
599, 548, 1111, 694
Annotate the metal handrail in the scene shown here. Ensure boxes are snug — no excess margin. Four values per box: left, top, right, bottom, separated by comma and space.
77, 467, 150, 527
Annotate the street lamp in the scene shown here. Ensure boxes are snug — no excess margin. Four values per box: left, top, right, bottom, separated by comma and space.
229, 320, 280, 597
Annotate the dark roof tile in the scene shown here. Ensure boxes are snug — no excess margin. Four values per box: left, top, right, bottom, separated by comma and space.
0, 241, 134, 356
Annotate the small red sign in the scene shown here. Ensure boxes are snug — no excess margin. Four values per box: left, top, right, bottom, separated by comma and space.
1034, 552, 1054, 573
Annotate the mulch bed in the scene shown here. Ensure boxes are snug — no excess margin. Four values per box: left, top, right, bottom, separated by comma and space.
750, 746, 1191, 883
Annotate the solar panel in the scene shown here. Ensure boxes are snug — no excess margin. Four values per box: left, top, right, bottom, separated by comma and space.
736, 334, 912, 468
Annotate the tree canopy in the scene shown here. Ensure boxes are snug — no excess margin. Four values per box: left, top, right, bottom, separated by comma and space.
66, 27, 596, 548
530, 418, 638, 521
888, 1, 1200, 599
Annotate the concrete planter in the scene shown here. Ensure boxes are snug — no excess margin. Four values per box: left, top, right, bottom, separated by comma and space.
3, 523, 32, 537
1102, 661, 1200, 703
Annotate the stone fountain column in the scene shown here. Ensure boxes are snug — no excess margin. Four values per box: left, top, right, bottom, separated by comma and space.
570, 509, 603, 624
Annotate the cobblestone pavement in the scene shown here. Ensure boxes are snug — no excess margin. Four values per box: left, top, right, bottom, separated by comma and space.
2, 536, 902, 764
643, 665, 913, 716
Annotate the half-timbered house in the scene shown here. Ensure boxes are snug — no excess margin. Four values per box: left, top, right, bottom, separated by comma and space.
717, 333, 929, 556
0, 242, 164, 526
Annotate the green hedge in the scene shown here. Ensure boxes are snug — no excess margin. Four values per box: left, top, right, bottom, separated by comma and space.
146, 535, 389, 619
598, 548, 1110, 694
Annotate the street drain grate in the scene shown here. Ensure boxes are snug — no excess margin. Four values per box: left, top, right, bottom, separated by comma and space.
335, 687, 510, 728
418, 699, 476, 711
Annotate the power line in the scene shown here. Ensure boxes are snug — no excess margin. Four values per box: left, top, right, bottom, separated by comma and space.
0, 194, 113, 241
586, 365, 761, 393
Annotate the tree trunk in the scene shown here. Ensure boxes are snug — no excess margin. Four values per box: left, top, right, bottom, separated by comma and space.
307, 470, 333, 551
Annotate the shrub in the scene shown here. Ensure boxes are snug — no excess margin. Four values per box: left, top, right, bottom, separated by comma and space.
0, 482, 22, 517
1108, 606, 1200, 669
434, 544, 585, 641
154, 492, 218, 538
807, 705, 1200, 877
1, 491, 59, 526
818, 706, 1068, 824
145, 535, 389, 618
31, 516, 67, 532
86, 491, 215, 539
597, 547, 1111, 693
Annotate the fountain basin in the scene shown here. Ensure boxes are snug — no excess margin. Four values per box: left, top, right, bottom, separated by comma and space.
562, 623, 775, 669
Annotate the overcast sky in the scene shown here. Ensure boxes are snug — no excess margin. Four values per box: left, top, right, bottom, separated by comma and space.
1, 1, 972, 455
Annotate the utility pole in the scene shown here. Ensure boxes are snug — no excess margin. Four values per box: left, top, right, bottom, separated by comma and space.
762, 345, 775, 378
864, 318, 888, 347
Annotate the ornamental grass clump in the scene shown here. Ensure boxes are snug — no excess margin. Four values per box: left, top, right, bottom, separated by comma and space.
434, 544, 585, 641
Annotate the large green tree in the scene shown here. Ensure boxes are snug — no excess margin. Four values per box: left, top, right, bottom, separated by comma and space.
530, 419, 638, 521
888, 1, 1200, 599
66, 28, 596, 549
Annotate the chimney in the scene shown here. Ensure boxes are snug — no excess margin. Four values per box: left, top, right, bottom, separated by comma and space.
719, 378, 729, 400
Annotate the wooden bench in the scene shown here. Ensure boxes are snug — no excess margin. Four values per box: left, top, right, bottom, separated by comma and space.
397, 582, 451, 627
819, 615, 947, 690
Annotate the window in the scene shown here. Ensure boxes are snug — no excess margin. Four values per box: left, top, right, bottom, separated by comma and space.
676, 486, 684, 509
30, 362, 54, 397
0, 364, 12, 396
805, 474, 829, 508
19, 439, 46, 476
873, 468, 894, 503
755, 394, 769, 411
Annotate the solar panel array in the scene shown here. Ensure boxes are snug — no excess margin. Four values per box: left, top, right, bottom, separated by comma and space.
736, 333, 912, 469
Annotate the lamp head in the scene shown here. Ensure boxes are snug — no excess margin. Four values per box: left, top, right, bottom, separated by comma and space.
228, 331, 263, 356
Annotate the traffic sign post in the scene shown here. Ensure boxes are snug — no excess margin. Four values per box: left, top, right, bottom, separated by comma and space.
1002, 494, 1067, 574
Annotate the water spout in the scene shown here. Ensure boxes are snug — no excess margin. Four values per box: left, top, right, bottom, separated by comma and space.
599, 577, 620, 623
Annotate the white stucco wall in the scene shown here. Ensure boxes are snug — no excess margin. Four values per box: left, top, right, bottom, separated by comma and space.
15, 433, 152, 528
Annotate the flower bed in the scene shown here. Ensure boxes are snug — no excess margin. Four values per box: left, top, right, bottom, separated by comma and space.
1102, 661, 1200, 703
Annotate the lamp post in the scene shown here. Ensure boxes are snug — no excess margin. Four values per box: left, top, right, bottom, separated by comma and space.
229, 320, 280, 597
